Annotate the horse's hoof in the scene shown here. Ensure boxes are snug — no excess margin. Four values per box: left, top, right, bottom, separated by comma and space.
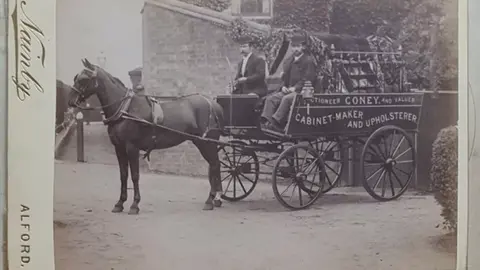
112, 206, 124, 213
128, 207, 140, 215
213, 200, 222, 207
203, 203, 214, 210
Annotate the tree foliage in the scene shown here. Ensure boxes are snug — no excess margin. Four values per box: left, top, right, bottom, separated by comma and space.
177, 0, 457, 89
331, 0, 457, 89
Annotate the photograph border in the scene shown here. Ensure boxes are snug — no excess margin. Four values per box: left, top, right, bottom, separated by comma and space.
1, 0, 472, 269
0, 0, 7, 269
457, 0, 468, 268
6, 0, 56, 269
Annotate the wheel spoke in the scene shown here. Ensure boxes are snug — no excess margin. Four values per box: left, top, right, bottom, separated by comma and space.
308, 171, 318, 191
289, 184, 298, 202
393, 148, 412, 160
381, 135, 390, 158
238, 155, 253, 165
372, 169, 386, 190
298, 183, 304, 206
232, 148, 237, 165
233, 175, 237, 198
388, 171, 395, 197
304, 179, 322, 188
366, 165, 384, 182
381, 169, 387, 197
280, 181, 295, 197
222, 148, 234, 166
393, 166, 411, 177
366, 144, 385, 160
391, 169, 406, 189
395, 160, 414, 164
364, 162, 384, 167
223, 175, 233, 193
236, 175, 248, 194
221, 174, 231, 182
220, 160, 232, 169
238, 172, 255, 184
324, 171, 333, 187
324, 162, 340, 176
397, 169, 414, 188
388, 130, 397, 157
391, 136, 405, 157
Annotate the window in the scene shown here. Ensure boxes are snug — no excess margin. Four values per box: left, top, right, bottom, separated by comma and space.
231, 0, 273, 19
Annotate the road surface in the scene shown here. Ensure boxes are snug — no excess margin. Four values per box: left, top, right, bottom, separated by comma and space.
54, 160, 455, 270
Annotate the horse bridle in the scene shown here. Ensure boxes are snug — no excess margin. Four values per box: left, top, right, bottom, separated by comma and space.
71, 71, 132, 111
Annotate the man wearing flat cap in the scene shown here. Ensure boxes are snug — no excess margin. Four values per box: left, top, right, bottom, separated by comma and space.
261, 33, 317, 132
232, 35, 268, 97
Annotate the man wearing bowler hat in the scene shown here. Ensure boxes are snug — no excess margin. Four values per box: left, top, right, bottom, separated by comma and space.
261, 33, 316, 132
232, 35, 268, 97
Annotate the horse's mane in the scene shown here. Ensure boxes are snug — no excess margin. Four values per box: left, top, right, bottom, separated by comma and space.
97, 67, 129, 91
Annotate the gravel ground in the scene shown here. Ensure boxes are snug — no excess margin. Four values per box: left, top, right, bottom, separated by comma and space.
54, 160, 455, 270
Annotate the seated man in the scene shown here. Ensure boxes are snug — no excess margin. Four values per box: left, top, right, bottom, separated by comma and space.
232, 35, 268, 98
261, 33, 317, 132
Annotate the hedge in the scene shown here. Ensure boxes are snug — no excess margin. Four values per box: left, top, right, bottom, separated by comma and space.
431, 125, 458, 232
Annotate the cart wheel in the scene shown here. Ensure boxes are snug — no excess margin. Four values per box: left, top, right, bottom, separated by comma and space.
272, 144, 326, 210
313, 137, 344, 193
360, 125, 416, 201
218, 141, 259, 202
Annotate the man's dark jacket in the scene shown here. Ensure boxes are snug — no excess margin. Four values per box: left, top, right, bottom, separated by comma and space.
281, 53, 317, 93
233, 53, 268, 97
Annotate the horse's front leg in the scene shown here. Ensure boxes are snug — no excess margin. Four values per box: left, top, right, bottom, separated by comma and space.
127, 145, 141, 215
112, 145, 129, 213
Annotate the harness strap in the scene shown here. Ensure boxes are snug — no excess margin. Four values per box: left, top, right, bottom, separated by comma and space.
103, 89, 135, 125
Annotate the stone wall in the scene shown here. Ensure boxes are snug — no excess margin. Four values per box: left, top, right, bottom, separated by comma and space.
142, 0, 270, 176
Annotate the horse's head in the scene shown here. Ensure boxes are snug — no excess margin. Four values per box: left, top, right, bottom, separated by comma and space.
68, 58, 102, 107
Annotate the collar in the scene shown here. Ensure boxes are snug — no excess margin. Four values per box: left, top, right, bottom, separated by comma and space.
243, 52, 252, 60
293, 53, 304, 61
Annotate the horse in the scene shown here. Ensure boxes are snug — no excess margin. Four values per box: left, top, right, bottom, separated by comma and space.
56, 80, 72, 133
67, 58, 225, 215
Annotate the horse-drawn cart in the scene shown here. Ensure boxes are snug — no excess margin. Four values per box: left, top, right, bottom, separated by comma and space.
68, 33, 424, 214
215, 37, 424, 210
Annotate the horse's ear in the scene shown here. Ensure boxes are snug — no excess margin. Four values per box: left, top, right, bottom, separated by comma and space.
84, 58, 95, 70
81, 58, 88, 68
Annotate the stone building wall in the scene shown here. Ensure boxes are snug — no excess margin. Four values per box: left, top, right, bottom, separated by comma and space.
141, 0, 270, 176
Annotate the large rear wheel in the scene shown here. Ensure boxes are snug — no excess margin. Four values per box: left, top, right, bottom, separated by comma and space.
361, 126, 416, 201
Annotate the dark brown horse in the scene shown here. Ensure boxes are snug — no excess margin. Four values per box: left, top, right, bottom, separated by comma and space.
67, 58, 225, 215
56, 80, 72, 133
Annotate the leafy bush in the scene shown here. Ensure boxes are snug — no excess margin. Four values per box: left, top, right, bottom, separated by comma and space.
431, 125, 458, 232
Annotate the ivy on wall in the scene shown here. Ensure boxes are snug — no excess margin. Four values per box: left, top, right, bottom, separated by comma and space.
270, 0, 331, 32
178, 0, 230, 12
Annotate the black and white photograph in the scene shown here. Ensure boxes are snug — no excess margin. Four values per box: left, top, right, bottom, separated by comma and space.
5, 0, 468, 269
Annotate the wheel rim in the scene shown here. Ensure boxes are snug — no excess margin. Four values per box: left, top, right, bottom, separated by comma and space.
273, 145, 326, 210
362, 127, 415, 201
219, 142, 259, 202
313, 138, 343, 193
